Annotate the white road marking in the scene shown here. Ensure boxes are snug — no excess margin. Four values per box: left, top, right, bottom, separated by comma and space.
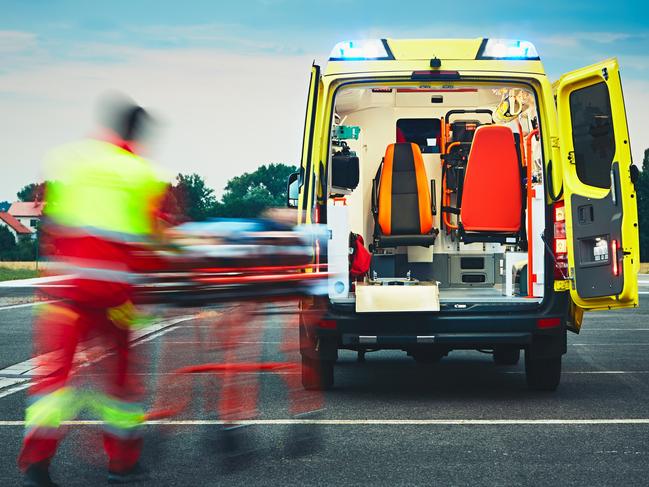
0, 300, 59, 311
1, 419, 649, 426
0, 275, 71, 287
0, 314, 196, 399
588, 328, 649, 333
571, 343, 649, 346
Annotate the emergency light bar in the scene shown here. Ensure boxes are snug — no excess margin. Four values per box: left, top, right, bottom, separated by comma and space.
329, 39, 395, 61
477, 39, 540, 60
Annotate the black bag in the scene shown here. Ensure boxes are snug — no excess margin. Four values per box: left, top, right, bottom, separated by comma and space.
331, 143, 360, 190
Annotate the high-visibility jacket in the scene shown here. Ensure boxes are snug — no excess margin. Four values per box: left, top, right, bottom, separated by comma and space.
45, 139, 166, 237
42, 139, 168, 307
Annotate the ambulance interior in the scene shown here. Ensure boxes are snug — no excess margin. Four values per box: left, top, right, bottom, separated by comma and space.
326, 84, 546, 309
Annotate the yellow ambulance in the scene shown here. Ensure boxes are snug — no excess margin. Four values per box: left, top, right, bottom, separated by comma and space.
287, 38, 640, 391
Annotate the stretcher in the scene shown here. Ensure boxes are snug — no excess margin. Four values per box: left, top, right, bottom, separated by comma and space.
134, 219, 330, 306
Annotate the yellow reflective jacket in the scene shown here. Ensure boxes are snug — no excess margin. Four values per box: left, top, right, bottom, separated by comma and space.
44, 139, 167, 238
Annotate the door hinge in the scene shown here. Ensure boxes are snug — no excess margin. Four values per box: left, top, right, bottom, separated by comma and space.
568, 151, 576, 164
602, 67, 609, 81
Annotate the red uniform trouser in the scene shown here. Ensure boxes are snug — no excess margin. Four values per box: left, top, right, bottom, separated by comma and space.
18, 301, 144, 473
215, 301, 323, 421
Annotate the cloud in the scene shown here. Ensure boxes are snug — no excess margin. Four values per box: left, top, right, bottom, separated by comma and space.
1, 33, 648, 203
0, 44, 314, 199
130, 22, 315, 56
0, 30, 37, 54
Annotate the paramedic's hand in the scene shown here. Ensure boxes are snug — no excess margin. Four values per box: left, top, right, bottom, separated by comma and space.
107, 300, 138, 330
108, 301, 156, 330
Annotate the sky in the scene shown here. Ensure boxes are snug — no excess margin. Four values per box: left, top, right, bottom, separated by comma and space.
1, 0, 648, 201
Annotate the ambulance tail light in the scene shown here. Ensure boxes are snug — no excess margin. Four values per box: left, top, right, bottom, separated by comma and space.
537, 317, 561, 329
553, 201, 568, 280
611, 239, 620, 277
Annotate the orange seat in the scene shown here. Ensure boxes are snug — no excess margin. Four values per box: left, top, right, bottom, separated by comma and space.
373, 143, 436, 247
460, 125, 522, 234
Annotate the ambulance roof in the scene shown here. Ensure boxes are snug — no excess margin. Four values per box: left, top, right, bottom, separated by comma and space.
324, 38, 547, 77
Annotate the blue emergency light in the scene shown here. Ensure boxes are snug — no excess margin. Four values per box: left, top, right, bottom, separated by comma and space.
477, 39, 540, 60
329, 39, 395, 61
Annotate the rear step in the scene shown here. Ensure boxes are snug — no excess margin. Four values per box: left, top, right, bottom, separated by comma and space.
355, 279, 440, 313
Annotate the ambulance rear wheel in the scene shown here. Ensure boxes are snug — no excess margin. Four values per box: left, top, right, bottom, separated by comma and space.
525, 353, 561, 391
301, 356, 334, 391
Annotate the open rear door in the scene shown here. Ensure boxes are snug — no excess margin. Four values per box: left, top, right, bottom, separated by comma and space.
555, 58, 639, 310
297, 64, 322, 225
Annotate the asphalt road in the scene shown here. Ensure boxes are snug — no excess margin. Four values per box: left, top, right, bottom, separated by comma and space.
1, 282, 649, 486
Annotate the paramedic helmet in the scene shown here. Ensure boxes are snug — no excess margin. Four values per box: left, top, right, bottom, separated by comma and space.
97, 92, 155, 144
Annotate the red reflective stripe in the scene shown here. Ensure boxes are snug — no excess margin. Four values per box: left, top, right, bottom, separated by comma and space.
195, 264, 327, 274
537, 318, 561, 329
397, 88, 478, 93
194, 272, 329, 285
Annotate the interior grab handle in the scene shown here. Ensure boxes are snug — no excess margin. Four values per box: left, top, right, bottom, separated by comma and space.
431, 179, 437, 216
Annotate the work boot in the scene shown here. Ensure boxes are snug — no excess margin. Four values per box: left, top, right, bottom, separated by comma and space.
23, 463, 59, 487
107, 463, 151, 484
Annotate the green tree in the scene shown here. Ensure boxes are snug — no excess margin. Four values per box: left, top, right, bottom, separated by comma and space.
638, 149, 649, 262
0, 226, 17, 260
213, 163, 297, 218
0, 201, 10, 212
17, 182, 46, 202
13, 236, 38, 261
170, 173, 217, 221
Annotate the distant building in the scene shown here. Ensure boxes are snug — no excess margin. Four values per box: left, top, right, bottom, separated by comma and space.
0, 212, 33, 242
8, 201, 44, 233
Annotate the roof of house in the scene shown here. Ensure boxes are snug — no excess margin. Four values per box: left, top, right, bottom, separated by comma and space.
0, 212, 32, 234
8, 201, 44, 217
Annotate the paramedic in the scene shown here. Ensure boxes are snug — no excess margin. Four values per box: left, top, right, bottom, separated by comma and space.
18, 94, 167, 486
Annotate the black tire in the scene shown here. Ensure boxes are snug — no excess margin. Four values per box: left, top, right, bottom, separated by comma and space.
525, 352, 561, 391
301, 356, 334, 391
493, 348, 521, 366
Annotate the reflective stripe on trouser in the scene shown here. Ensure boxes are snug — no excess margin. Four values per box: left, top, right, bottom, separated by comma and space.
93, 394, 145, 439
19, 387, 80, 470
24, 388, 80, 436
25, 390, 144, 437
97, 394, 145, 474
19, 389, 145, 472
19, 302, 145, 472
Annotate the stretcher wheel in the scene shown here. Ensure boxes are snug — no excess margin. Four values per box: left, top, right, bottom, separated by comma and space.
301, 356, 334, 390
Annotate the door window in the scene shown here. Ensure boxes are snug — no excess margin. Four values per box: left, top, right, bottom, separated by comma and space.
569, 81, 615, 189
396, 118, 441, 153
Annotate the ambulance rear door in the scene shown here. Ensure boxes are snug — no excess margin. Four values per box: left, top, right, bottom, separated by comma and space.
297, 63, 323, 225
555, 58, 639, 310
